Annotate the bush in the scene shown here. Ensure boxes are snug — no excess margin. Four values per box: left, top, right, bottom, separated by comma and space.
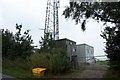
50, 48, 71, 74
28, 53, 50, 69
28, 48, 71, 74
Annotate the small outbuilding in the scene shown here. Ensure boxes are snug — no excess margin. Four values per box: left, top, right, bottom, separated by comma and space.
55, 38, 77, 61
55, 38, 95, 67
55, 38, 78, 68
76, 44, 95, 66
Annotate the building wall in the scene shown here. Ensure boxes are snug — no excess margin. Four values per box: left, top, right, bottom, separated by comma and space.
55, 38, 76, 61
76, 44, 95, 65
55, 39, 95, 67
85, 44, 95, 64
76, 44, 86, 64
66, 40, 76, 60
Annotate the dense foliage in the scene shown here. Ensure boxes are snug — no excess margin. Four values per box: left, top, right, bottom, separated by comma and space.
39, 33, 55, 53
63, 2, 120, 30
2, 24, 72, 75
29, 48, 71, 74
101, 24, 120, 72
37, 33, 71, 74
2, 24, 34, 59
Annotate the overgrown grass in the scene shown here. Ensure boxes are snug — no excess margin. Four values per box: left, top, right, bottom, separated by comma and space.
2, 48, 87, 78
2, 57, 84, 78
2, 58, 34, 78
28, 51, 72, 74
2, 48, 73, 78
3, 67, 32, 78
37, 66, 85, 78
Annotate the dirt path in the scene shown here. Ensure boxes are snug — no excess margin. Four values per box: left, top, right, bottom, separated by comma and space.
51, 64, 108, 78
79, 64, 108, 78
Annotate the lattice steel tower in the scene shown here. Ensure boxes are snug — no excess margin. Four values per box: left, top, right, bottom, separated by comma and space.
44, 0, 60, 40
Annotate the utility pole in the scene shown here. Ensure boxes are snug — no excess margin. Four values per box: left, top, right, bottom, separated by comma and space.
44, 0, 60, 40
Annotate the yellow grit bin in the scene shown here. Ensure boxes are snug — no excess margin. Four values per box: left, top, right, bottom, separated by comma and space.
32, 68, 47, 76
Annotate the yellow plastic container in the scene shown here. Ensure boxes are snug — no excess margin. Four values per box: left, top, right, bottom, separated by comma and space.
32, 68, 47, 76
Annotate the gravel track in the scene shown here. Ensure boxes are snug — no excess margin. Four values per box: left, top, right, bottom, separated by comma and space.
80, 64, 108, 78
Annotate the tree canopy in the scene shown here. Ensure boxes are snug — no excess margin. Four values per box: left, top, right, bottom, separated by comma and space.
2, 24, 34, 59
39, 33, 55, 53
101, 24, 120, 72
63, 2, 120, 30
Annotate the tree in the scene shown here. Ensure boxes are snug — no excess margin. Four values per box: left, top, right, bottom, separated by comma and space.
1, 29, 15, 58
39, 33, 55, 53
2, 24, 34, 59
101, 25, 120, 72
63, 1, 120, 71
63, 2, 120, 30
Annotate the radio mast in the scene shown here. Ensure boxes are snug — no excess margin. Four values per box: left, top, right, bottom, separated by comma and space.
44, 0, 60, 40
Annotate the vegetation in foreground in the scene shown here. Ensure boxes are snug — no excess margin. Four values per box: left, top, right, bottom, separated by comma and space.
2, 48, 73, 78
2, 25, 76, 78
2, 57, 84, 78
96, 60, 109, 65
3, 58, 32, 78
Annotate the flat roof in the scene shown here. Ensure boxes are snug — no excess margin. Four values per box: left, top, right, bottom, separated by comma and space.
56, 38, 76, 43
77, 43, 94, 48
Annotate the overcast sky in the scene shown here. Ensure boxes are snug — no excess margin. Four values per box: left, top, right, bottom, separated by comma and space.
0, 0, 108, 60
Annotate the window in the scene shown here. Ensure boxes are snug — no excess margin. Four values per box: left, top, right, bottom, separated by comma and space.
66, 45, 67, 48
70, 42, 72, 45
72, 48, 76, 52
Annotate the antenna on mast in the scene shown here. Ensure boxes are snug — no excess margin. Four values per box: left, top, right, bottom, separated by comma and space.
44, 0, 60, 40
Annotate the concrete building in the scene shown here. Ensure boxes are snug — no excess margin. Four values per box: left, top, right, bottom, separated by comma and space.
76, 44, 95, 66
55, 38, 77, 61
55, 38, 78, 68
55, 38, 95, 67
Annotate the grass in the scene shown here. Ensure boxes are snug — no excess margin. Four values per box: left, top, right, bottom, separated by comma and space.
2, 59, 33, 78
2, 58, 84, 78
3, 67, 33, 78
96, 60, 109, 65
3, 66, 84, 78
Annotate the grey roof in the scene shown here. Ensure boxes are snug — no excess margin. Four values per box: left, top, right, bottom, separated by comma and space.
56, 38, 76, 43
77, 43, 94, 48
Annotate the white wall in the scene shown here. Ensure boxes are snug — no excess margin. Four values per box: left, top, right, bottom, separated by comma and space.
76, 44, 86, 65
76, 44, 95, 65
85, 44, 95, 64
